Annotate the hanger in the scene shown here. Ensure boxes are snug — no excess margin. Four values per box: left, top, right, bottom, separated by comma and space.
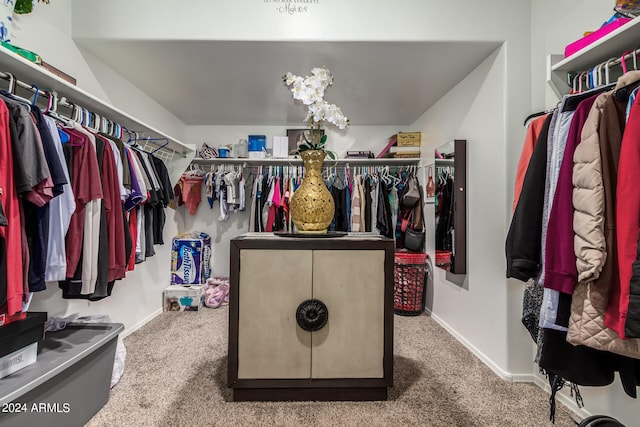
621, 50, 633, 74
38, 90, 70, 143
2, 72, 35, 106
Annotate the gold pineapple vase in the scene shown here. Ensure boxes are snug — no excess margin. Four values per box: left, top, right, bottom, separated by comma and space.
290, 150, 335, 233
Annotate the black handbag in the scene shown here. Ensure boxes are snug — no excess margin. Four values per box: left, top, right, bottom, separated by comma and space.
403, 226, 425, 252
401, 175, 421, 208
401, 188, 425, 252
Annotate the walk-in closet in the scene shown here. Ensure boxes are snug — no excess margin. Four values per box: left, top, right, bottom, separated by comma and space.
0, 1, 637, 426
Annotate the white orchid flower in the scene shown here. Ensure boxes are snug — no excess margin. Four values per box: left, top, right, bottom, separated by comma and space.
283, 66, 349, 151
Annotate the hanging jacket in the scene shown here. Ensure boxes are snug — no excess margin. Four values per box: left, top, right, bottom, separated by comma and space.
569, 281, 640, 359
613, 76, 640, 339
544, 94, 598, 295
506, 114, 552, 281
572, 92, 608, 287
600, 72, 640, 338
513, 114, 549, 212
568, 73, 640, 359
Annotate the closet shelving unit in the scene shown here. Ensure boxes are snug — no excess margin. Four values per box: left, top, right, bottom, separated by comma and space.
190, 157, 421, 167
547, 16, 640, 98
0, 46, 195, 162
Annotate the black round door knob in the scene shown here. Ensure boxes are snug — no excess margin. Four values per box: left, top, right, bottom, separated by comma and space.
296, 299, 328, 332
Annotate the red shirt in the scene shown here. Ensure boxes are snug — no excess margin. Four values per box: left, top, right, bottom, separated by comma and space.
65, 127, 103, 278
0, 101, 24, 316
96, 135, 126, 281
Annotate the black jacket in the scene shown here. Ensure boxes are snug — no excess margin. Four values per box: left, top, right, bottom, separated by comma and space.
506, 114, 552, 281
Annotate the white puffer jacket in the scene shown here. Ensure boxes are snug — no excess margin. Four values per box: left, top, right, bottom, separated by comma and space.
572, 91, 607, 283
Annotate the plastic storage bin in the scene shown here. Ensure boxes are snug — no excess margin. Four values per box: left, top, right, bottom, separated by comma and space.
393, 251, 428, 316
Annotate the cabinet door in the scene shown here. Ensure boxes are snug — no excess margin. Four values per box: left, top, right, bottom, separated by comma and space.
312, 250, 385, 378
237, 249, 312, 379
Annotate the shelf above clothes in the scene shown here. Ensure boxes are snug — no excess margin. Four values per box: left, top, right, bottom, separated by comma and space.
190, 157, 421, 167
0, 46, 195, 162
547, 16, 640, 97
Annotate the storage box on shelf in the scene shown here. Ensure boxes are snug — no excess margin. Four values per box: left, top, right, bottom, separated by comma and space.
377, 132, 421, 158
396, 132, 421, 147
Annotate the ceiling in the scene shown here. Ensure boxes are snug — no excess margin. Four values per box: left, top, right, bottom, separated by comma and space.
76, 40, 501, 127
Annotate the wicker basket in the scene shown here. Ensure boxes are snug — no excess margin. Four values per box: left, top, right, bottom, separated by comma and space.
393, 251, 428, 316
435, 250, 452, 271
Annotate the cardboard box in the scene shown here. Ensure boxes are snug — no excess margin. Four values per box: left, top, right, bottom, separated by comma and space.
164, 285, 204, 311
396, 132, 421, 147
0, 342, 38, 380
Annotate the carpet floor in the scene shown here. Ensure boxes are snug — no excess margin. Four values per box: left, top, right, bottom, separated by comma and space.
86, 307, 577, 427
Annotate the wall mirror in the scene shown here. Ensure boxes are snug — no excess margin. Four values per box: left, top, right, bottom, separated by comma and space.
434, 139, 467, 275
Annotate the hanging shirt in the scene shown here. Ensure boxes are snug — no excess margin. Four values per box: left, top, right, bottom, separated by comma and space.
71, 125, 103, 295
127, 207, 138, 271
151, 156, 173, 245
44, 116, 75, 282
98, 135, 127, 282
27, 107, 70, 292
0, 100, 24, 316
370, 176, 379, 234
124, 147, 145, 210
351, 174, 362, 232
59, 124, 99, 288
249, 175, 258, 232
131, 150, 151, 198
136, 205, 146, 264
205, 171, 215, 209
106, 138, 127, 201
389, 186, 398, 235
238, 173, 246, 212
1, 95, 53, 206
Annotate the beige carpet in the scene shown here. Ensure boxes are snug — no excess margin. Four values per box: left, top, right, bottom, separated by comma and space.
86, 307, 577, 427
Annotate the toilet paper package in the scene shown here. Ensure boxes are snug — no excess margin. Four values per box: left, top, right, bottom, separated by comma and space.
171, 232, 212, 285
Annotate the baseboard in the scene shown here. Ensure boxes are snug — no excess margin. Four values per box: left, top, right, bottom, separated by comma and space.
425, 309, 591, 422
533, 376, 592, 422
120, 308, 162, 339
425, 308, 534, 383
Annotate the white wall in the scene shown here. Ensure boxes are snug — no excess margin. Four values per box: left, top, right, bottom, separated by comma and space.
9, 0, 187, 140
414, 46, 523, 377
530, 0, 612, 112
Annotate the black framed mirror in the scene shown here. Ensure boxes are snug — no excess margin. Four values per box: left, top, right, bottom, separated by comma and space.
434, 139, 467, 275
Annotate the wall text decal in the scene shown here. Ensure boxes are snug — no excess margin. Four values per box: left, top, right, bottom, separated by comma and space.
264, 0, 320, 15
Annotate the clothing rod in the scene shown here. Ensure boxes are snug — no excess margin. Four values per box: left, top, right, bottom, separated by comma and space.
0, 69, 185, 159
190, 158, 421, 167
568, 47, 640, 86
